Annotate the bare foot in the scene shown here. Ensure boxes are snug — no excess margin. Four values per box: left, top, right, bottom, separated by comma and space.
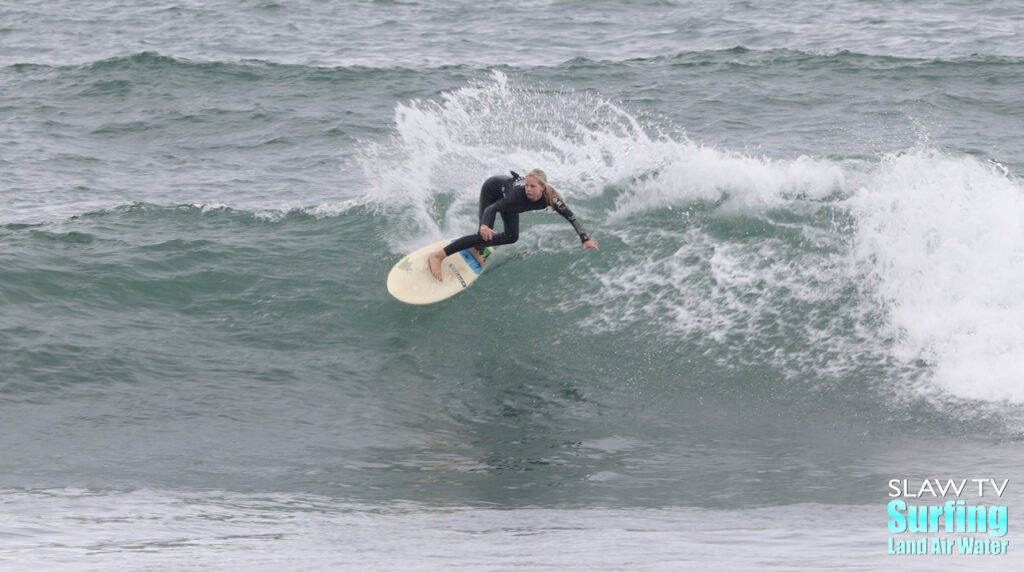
427, 250, 445, 281
469, 247, 486, 267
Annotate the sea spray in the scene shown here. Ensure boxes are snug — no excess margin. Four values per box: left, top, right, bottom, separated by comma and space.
357, 71, 667, 252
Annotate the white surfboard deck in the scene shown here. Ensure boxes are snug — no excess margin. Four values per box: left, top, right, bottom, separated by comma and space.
386, 238, 492, 305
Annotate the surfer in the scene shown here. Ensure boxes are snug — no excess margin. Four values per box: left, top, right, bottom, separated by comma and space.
428, 169, 599, 281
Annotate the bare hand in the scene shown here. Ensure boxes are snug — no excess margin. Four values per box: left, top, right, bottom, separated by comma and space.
583, 240, 599, 251
479, 225, 497, 241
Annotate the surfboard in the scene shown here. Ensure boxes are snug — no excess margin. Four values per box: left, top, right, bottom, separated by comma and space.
386, 239, 493, 305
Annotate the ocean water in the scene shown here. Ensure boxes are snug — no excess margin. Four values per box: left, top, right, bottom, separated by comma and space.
2, 1, 1023, 570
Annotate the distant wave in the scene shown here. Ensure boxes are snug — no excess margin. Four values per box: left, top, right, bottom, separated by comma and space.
10, 46, 1022, 77
4, 51, 482, 75
560, 46, 1024, 70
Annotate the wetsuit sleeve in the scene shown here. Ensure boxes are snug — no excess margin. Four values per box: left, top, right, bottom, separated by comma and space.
480, 197, 511, 229
551, 197, 591, 243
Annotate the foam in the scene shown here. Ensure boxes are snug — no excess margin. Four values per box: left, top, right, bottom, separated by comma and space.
569, 146, 1024, 407
609, 149, 847, 221
850, 148, 1024, 403
568, 226, 870, 384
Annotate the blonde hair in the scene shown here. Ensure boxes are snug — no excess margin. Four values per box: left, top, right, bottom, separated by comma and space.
526, 168, 565, 208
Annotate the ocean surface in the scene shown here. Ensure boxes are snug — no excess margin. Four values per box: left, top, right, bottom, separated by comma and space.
2, 1, 1023, 570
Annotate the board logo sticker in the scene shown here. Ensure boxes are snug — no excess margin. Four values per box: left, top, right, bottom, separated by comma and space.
447, 263, 467, 287
458, 249, 486, 274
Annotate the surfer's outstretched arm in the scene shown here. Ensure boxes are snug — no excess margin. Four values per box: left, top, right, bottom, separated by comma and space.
551, 196, 599, 251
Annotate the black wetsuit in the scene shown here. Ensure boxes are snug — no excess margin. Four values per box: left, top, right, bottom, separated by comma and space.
443, 173, 592, 256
